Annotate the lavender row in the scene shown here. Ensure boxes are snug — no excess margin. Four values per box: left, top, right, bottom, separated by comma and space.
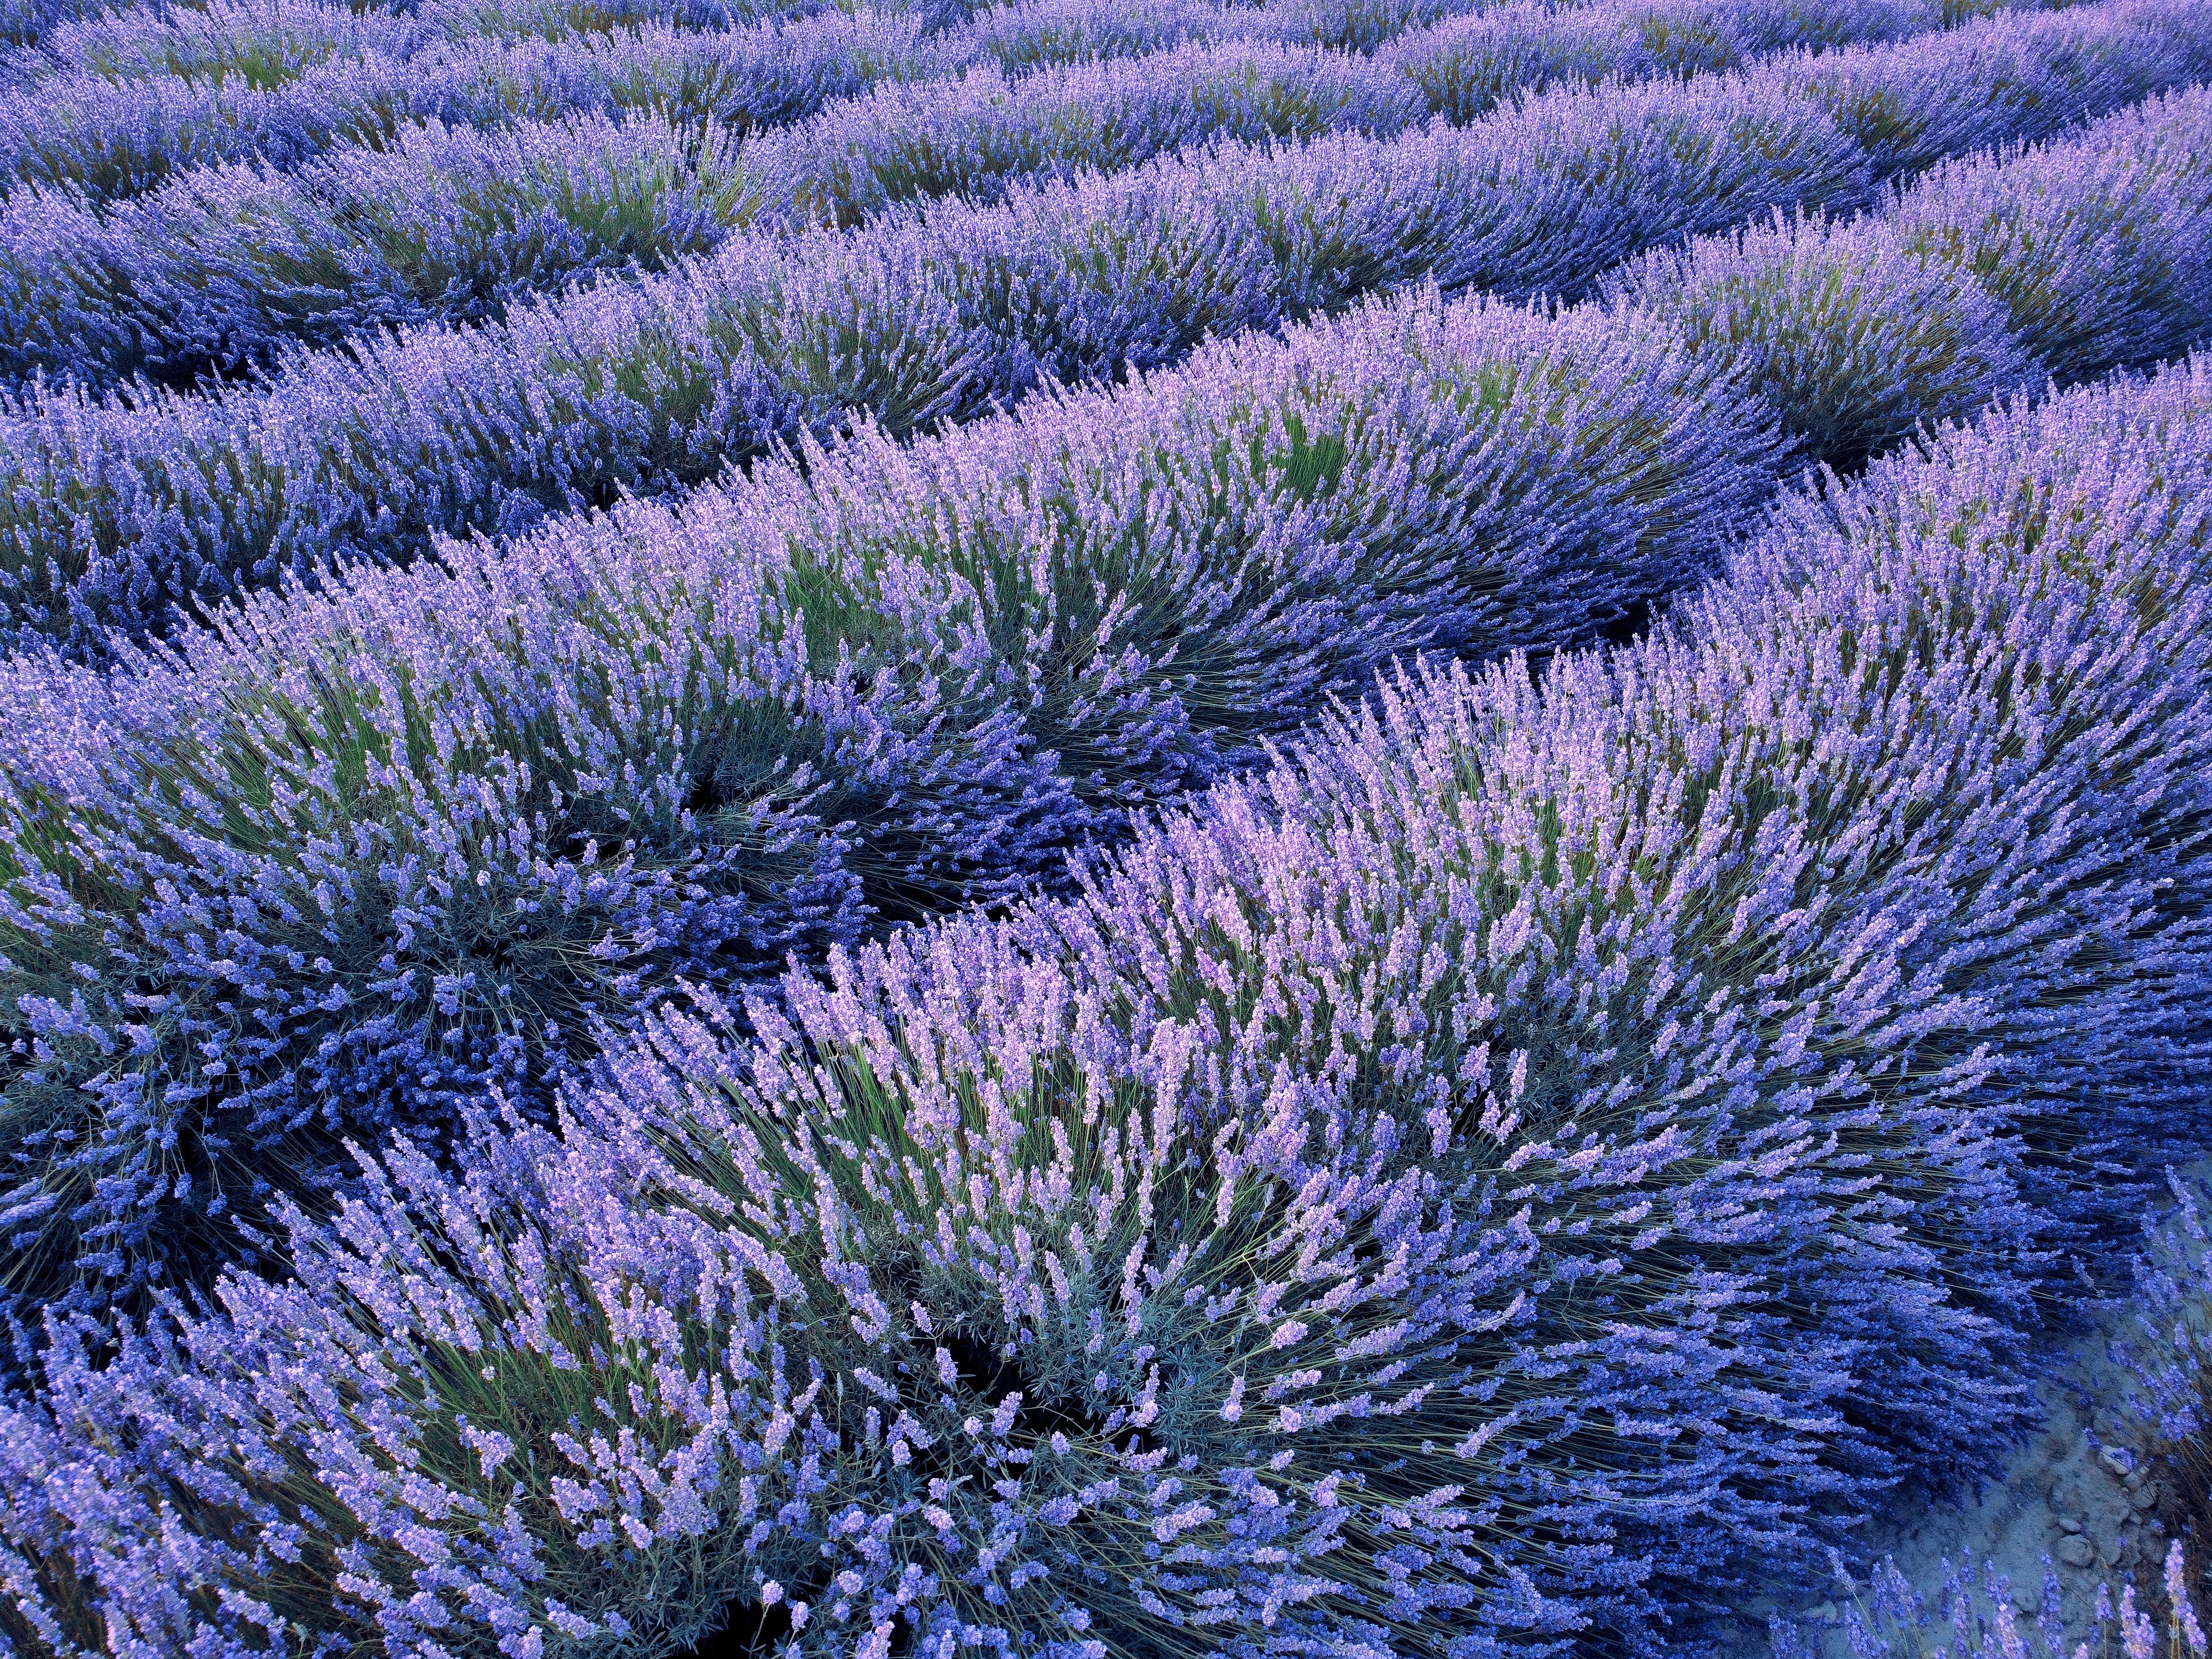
4, 0, 832, 77
6, 0, 2195, 658
0, 0, 1955, 398
0, 0, 1558, 208
7, 343, 2211, 1659
3, 78, 2204, 1345
0, 110, 759, 393
1, 0, 763, 90
0, 7, 951, 205
745, 0, 1963, 231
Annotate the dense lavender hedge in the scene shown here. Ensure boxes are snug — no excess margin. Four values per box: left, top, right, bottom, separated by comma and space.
0, 110, 759, 392
0, 0, 1568, 213
7, 346, 2211, 1659
3, 79, 2206, 1346
3, 0, 833, 86
0, 8, 942, 207
739, 0, 1965, 232
5, 0, 2198, 656
0, 0, 1983, 397
1605, 90, 2212, 467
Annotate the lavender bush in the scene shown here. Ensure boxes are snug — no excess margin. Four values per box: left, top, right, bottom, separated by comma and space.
1380, 0, 1948, 123
742, 37, 1428, 230
7, 0, 2199, 654
9, 344, 2212, 1658
16, 0, 431, 93
1603, 81, 2212, 468
1601, 206, 2042, 471
1888, 98, 2212, 384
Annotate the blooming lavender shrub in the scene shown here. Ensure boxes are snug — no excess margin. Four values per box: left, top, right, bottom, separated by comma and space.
1381, 0, 1947, 124
7, 0, 2198, 655
1888, 95, 2212, 385
1600, 206, 2042, 471
11, 347, 2212, 1658
742, 38, 1428, 230
1599, 81, 2212, 470
17, 0, 425, 92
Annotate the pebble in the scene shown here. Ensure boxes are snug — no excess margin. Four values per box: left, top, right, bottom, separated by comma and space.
2056, 1536, 2098, 1569
2057, 1516, 2084, 1535
2099, 1448, 2135, 1480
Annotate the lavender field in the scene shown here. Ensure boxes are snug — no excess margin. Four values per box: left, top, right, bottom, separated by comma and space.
4, 0, 2212, 1650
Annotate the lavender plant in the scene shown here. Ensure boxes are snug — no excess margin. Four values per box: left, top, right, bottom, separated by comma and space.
11, 347, 2212, 1658
741, 38, 1428, 231
1599, 79, 2212, 469
1381, 0, 1947, 124
1600, 205, 2041, 471
957, 0, 1274, 73
17, 0, 429, 93
1889, 93, 2212, 385
6, 0, 2194, 654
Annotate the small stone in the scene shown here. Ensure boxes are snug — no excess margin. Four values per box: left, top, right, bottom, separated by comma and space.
2056, 1536, 2097, 1569
2099, 1448, 2134, 1480
2057, 1516, 2084, 1535
1809, 1604, 1840, 1625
